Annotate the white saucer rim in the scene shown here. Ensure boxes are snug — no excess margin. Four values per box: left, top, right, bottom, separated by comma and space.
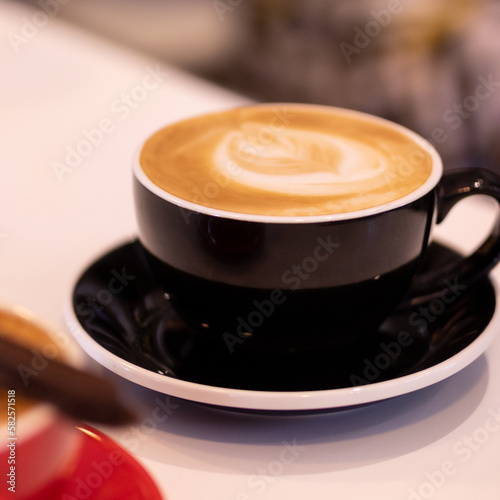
64, 238, 500, 412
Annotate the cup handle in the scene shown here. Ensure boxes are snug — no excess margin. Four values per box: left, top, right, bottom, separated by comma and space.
408, 167, 500, 304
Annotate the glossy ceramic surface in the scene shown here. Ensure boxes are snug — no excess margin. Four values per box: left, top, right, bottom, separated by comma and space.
66, 239, 498, 412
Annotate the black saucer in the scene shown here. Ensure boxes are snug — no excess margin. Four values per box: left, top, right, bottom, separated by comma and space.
71, 240, 496, 393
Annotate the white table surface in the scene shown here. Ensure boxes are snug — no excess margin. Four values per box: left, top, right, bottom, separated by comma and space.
1, 2, 500, 499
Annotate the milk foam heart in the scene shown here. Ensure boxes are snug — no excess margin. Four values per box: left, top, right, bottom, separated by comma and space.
140, 105, 434, 217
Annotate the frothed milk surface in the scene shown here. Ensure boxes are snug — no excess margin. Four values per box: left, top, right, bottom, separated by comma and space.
140, 105, 434, 217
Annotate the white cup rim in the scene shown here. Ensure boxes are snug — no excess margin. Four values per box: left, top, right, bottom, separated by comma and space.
133, 103, 443, 224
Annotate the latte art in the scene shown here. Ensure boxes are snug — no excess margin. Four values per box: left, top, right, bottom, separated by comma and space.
140, 105, 434, 217
215, 127, 389, 197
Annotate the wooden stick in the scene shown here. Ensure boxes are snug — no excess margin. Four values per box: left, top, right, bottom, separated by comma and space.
0, 335, 136, 425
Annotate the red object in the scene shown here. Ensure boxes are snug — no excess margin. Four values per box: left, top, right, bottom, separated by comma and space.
27, 425, 163, 500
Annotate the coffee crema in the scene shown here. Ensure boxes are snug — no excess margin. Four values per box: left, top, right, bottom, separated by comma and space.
140, 105, 434, 217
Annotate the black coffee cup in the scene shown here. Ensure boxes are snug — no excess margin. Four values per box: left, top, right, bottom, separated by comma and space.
132, 104, 500, 364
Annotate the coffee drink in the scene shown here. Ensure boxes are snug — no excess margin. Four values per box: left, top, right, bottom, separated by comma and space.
134, 103, 500, 377
140, 104, 434, 217
133, 104, 442, 357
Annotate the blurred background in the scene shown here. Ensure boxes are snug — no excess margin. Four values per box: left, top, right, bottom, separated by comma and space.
17, 0, 500, 172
